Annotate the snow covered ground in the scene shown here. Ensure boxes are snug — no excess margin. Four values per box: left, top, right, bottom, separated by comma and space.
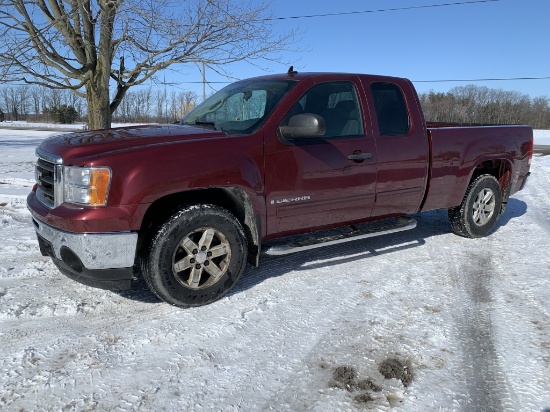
0, 120, 146, 130
533, 129, 550, 146
0, 127, 549, 411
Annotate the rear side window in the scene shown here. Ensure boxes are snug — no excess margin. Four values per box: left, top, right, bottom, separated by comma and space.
371, 82, 410, 136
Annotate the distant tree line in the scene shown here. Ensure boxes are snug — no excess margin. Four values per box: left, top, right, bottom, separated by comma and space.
419, 85, 550, 129
2, 82, 548, 128
113, 89, 198, 124
0, 85, 84, 123
0, 84, 198, 124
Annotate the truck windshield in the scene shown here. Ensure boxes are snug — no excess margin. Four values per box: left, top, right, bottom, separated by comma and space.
181, 80, 296, 134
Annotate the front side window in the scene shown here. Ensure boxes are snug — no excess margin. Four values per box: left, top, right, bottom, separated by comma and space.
371, 82, 410, 136
281, 81, 364, 138
182, 80, 296, 134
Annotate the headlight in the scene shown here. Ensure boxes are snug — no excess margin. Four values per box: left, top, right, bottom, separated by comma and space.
63, 166, 111, 206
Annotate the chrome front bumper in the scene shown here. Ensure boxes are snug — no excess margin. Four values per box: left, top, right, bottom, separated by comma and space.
32, 217, 138, 270
31, 214, 137, 290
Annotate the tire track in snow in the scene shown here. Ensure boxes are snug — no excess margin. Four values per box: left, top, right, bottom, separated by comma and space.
424, 233, 520, 411
521, 156, 550, 234
452, 252, 516, 411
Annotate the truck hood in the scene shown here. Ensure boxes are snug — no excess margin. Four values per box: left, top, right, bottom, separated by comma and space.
38, 124, 226, 163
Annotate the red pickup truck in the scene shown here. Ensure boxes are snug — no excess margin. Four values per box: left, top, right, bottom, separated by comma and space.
27, 71, 533, 307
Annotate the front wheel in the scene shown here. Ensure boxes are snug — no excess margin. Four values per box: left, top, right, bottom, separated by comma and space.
141, 204, 248, 307
448, 174, 503, 238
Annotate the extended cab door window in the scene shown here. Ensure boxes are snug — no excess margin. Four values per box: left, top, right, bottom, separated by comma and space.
280, 81, 364, 140
371, 82, 410, 136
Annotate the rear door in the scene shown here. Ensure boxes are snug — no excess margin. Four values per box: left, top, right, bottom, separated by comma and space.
264, 78, 377, 235
366, 80, 430, 217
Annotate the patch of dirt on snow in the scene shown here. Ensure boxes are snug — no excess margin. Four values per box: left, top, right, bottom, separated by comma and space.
329, 365, 357, 391
378, 358, 413, 387
327, 361, 407, 408
357, 378, 382, 392
329, 365, 384, 393
354, 392, 373, 404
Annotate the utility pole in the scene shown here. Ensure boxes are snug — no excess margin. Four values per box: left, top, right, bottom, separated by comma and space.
202, 63, 206, 102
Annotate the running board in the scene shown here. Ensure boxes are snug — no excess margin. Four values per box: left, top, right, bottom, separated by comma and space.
263, 217, 417, 256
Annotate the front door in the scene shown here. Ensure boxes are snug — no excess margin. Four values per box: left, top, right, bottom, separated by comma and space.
264, 80, 377, 235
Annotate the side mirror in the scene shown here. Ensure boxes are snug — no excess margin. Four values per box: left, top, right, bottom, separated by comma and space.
279, 113, 326, 139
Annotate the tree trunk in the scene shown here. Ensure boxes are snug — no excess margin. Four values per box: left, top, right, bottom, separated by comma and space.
86, 56, 113, 130
85, 1, 116, 130
86, 87, 112, 130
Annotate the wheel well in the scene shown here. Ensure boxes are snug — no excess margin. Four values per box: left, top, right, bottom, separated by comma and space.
471, 159, 512, 190
137, 188, 261, 267
471, 159, 512, 211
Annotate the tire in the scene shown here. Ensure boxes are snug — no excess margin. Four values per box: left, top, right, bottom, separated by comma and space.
448, 174, 503, 238
141, 204, 248, 307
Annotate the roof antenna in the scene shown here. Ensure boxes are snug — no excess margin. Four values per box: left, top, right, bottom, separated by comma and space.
287, 65, 298, 76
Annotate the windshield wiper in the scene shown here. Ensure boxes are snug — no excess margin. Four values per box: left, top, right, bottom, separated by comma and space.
183, 121, 219, 130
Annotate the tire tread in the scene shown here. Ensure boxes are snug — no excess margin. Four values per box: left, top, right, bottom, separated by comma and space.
448, 174, 502, 239
140, 204, 247, 307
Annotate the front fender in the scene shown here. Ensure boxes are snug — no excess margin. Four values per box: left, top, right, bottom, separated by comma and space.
100, 134, 266, 229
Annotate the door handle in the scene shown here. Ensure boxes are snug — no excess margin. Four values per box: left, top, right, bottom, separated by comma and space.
347, 152, 373, 161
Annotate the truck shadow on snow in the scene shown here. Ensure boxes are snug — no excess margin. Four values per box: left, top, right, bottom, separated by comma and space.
116, 198, 527, 304
231, 198, 527, 297
497, 197, 528, 227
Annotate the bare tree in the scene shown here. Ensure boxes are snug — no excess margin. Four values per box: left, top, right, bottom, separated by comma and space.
130, 87, 152, 122
155, 89, 167, 123
0, 85, 26, 121
0, 0, 295, 129
48, 88, 63, 109
168, 90, 178, 122
179, 91, 199, 117
30, 86, 42, 121
531, 96, 550, 129
1, 87, 11, 121
114, 89, 132, 122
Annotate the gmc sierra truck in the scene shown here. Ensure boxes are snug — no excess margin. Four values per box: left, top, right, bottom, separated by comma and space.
27, 70, 533, 307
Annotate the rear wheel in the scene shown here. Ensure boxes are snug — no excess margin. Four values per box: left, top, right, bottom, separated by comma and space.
448, 174, 503, 238
141, 204, 247, 307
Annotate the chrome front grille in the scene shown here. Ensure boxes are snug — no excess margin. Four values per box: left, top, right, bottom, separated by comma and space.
36, 158, 55, 206
35, 149, 63, 209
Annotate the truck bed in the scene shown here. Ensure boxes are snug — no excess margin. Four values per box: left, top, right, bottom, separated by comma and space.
421, 124, 533, 211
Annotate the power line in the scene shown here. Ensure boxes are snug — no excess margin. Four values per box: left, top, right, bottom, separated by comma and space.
5, 76, 550, 88
413, 76, 550, 83
260, 0, 502, 21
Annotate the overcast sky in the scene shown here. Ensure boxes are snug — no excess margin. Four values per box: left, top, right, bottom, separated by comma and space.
165, 0, 550, 100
